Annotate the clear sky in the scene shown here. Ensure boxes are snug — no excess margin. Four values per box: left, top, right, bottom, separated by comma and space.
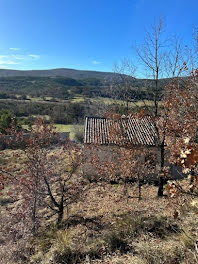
0, 0, 197, 75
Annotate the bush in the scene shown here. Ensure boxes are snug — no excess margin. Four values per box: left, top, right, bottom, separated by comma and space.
104, 231, 129, 253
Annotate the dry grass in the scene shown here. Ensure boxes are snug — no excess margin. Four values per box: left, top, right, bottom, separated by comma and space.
1, 149, 198, 264
28, 183, 198, 263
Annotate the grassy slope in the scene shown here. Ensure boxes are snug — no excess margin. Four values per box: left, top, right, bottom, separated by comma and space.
31, 183, 198, 263
0, 148, 197, 263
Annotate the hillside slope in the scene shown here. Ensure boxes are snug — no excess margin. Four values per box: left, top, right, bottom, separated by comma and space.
0, 68, 118, 80
0, 68, 172, 101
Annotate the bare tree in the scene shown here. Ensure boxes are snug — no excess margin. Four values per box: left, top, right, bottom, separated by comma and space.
135, 17, 166, 117
111, 58, 136, 113
135, 18, 190, 196
164, 35, 188, 78
194, 26, 198, 52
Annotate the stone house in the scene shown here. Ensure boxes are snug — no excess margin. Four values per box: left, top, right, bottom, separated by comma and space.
83, 116, 184, 183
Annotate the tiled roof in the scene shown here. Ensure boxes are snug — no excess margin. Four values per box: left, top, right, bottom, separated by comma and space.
84, 116, 157, 146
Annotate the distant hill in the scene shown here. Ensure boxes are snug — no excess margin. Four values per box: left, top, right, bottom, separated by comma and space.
0, 68, 119, 80
0, 68, 173, 101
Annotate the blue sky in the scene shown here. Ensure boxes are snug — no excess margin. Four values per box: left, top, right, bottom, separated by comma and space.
0, 0, 197, 76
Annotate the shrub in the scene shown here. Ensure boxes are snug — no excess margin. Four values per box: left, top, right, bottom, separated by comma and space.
104, 231, 129, 253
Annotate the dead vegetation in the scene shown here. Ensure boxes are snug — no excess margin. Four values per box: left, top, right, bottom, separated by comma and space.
1, 148, 198, 264
29, 183, 198, 264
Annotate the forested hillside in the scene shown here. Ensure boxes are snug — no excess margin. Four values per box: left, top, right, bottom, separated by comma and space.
0, 68, 171, 100
0, 68, 118, 79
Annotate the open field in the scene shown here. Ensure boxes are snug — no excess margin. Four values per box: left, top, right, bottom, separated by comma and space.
71, 96, 86, 103
54, 124, 84, 140
0, 95, 159, 108
90, 97, 160, 107
22, 123, 84, 141
31, 114, 50, 120
27, 96, 54, 101
25, 94, 163, 108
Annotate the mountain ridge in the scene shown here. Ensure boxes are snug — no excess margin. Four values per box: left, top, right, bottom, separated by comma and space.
0, 68, 120, 80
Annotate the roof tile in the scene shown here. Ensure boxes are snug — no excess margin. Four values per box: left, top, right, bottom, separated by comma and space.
84, 116, 157, 146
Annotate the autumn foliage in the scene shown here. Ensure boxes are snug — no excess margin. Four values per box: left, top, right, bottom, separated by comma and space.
0, 119, 86, 238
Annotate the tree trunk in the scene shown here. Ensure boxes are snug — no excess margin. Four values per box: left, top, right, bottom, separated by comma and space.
32, 193, 37, 234
123, 181, 128, 203
57, 200, 64, 225
138, 179, 142, 200
126, 100, 129, 113
158, 176, 164, 196
158, 142, 165, 196
32, 168, 39, 233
